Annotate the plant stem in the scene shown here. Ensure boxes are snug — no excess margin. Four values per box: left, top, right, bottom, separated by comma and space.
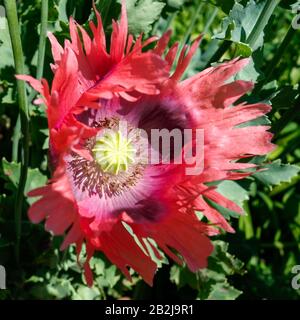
238, 202, 254, 240
246, 0, 280, 48
273, 91, 300, 138
36, 0, 48, 80
254, 26, 297, 94
203, 7, 218, 34
175, 1, 203, 64
264, 26, 296, 82
12, 115, 21, 162
28, 0, 48, 105
181, 1, 203, 47
12, 0, 48, 161
152, 11, 176, 36
4, 0, 30, 264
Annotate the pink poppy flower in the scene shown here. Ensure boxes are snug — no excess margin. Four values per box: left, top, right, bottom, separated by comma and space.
17, 2, 274, 286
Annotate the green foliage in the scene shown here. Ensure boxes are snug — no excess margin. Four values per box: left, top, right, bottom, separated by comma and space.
213, 0, 278, 57
0, 18, 14, 70
0, 0, 300, 300
170, 241, 245, 300
217, 181, 249, 209
167, 0, 186, 9
208, 0, 236, 14
1, 159, 47, 194
122, 0, 166, 36
254, 160, 300, 187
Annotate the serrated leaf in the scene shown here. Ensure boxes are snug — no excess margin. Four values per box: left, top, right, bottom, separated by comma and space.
254, 160, 300, 187
75, 286, 100, 300
208, 241, 245, 276
207, 282, 242, 300
290, 0, 300, 11
235, 56, 261, 82
213, 0, 270, 51
46, 279, 72, 299
170, 241, 244, 300
122, 0, 165, 36
53, 0, 69, 24
105, 265, 121, 288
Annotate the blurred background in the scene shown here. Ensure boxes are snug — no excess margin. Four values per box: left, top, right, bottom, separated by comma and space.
0, 0, 300, 300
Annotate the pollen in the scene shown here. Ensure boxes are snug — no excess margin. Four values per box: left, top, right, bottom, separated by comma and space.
92, 130, 136, 175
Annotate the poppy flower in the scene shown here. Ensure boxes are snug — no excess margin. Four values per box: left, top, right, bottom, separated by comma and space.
17, 1, 274, 286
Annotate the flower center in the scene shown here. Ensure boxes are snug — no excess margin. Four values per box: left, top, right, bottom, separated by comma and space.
67, 118, 147, 199
92, 130, 136, 175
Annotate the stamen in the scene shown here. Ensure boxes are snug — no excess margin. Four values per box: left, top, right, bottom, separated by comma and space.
68, 154, 145, 199
92, 130, 136, 175
67, 117, 145, 199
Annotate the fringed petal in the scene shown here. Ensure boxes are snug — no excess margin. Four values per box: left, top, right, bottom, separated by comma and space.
28, 173, 77, 235
110, 0, 128, 64
171, 35, 202, 81
131, 211, 215, 272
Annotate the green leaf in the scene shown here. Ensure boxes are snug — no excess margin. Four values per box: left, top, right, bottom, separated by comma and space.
237, 115, 271, 128
207, 282, 242, 300
170, 241, 244, 300
166, 0, 185, 10
1, 159, 47, 204
91, 256, 120, 289
216, 180, 249, 209
254, 160, 300, 187
53, 0, 69, 24
170, 264, 200, 289
204, 181, 249, 219
235, 57, 260, 82
123, 0, 166, 36
105, 265, 121, 288
0, 18, 14, 71
75, 286, 100, 300
46, 278, 72, 299
282, 0, 300, 9
235, 42, 252, 58
209, 241, 245, 276
213, 0, 274, 51
25, 275, 44, 284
